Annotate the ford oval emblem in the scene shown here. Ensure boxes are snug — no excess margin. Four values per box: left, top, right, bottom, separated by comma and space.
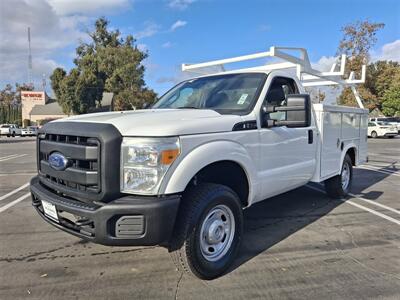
48, 152, 69, 171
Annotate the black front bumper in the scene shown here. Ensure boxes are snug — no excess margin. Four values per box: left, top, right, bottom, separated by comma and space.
30, 176, 180, 246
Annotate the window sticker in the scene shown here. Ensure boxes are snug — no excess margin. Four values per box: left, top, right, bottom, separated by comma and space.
237, 94, 248, 105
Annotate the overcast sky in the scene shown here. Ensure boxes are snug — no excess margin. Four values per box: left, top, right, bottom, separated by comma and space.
0, 0, 399, 95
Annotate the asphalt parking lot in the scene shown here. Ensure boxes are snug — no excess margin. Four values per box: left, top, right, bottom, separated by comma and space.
0, 136, 399, 299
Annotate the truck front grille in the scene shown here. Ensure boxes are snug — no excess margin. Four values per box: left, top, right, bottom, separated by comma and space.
38, 133, 101, 196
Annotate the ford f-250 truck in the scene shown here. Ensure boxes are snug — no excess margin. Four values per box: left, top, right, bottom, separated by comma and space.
30, 47, 368, 279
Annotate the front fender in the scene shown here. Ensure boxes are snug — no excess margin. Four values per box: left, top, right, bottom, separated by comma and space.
160, 140, 258, 205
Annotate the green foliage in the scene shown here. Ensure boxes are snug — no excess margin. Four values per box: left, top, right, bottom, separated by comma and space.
49, 68, 66, 101
366, 61, 400, 100
0, 105, 21, 125
50, 17, 156, 114
382, 85, 400, 116
0, 83, 30, 125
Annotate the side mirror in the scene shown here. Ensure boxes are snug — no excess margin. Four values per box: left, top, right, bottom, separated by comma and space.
262, 94, 311, 128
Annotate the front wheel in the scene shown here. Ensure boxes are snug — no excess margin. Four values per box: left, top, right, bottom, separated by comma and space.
324, 154, 353, 199
169, 183, 243, 280
371, 131, 378, 138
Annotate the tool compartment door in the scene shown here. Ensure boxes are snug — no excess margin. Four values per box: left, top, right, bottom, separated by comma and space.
320, 111, 342, 178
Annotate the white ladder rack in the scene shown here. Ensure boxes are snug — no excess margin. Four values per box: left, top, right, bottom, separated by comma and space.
182, 46, 366, 108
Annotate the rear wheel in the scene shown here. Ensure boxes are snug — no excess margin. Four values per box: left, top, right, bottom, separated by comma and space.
169, 183, 243, 280
324, 154, 353, 199
371, 131, 378, 138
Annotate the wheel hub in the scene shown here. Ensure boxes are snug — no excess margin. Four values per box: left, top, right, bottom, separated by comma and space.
341, 162, 350, 190
199, 205, 235, 262
206, 219, 225, 244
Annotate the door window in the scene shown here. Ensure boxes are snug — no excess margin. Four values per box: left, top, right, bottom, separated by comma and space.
264, 77, 299, 121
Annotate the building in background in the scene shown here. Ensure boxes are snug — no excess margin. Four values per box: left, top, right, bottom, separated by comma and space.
21, 91, 114, 125
21, 91, 67, 124
29, 99, 67, 123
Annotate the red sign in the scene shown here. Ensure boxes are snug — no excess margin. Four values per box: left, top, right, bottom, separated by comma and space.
21, 91, 45, 101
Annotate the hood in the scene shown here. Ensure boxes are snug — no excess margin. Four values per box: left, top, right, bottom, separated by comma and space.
55, 109, 244, 136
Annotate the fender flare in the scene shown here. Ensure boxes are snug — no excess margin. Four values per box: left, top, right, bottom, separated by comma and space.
340, 143, 358, 169
160, 140, 258, 204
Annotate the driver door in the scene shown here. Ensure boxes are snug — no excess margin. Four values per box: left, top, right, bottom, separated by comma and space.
257, 76, 317, 200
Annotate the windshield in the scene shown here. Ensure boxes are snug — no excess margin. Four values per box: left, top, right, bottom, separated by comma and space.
153, 73, 266, 114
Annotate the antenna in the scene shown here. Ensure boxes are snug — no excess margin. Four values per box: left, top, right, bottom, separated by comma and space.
28, 27, 33, 88
42, 73, 46, 91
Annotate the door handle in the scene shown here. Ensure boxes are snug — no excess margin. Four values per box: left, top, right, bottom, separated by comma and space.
308, 130, 313, 144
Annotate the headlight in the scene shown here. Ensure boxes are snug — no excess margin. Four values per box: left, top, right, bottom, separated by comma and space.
121, 137, 180, 194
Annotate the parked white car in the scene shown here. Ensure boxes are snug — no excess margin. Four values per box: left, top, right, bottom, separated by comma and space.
368, 121, 398, 138
0, 124, 22, 137
369, 117, 400, 133
30, 46, 369, 279
21, 126, 38, 137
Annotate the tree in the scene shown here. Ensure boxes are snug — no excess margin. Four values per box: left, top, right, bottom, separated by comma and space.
0, 83, 33, 125
50, 17, 156, 114
0, 84, 15, 105
336, 20, 384, 108
382, 84, 400, 116
58, 69, 80, 114
49, 68, 66, 101
365, 61, 400, 111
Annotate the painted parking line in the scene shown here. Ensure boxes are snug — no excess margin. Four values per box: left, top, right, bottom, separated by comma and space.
357, 165, 400, 177
348, 193, 400, 216
0, 154, 21, 160
0, 182, 30, 201
0, 173, 36, 177
363, 164, 399, 174
306, 185, 400, 226
0, 192, 31, 213
0, 154, 27, 162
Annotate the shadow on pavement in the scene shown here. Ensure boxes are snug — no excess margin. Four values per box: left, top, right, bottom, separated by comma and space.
0, 137, 36, 144
228, 167, 392, 275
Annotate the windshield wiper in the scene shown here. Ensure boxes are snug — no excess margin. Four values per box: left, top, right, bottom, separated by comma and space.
176, 106, 200, 109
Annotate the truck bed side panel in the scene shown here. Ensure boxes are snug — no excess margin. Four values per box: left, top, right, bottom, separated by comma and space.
320, 111, 342, 178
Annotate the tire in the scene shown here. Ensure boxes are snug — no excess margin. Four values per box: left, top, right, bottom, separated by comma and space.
388, 136, 394, 139
371, 131, 378, 138
169, 183, 243, 280
324, 154, 353, 199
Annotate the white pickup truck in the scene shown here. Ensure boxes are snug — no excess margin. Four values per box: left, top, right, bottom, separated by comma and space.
30, 47, 368, 280
0, 124, 22, 137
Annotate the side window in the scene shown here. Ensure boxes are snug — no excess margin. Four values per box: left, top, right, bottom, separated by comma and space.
162, 87, 194, 108
264, 77, 298, 121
